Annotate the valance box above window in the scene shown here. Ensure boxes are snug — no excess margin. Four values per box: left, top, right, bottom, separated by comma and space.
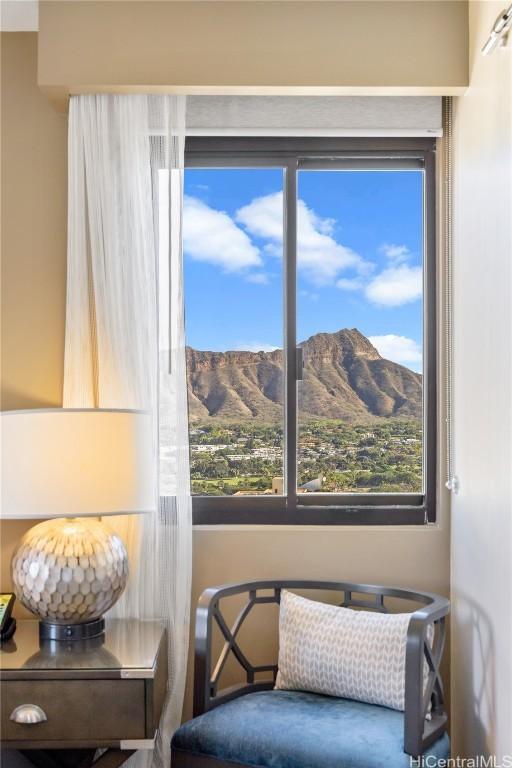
185, 96, 442, 137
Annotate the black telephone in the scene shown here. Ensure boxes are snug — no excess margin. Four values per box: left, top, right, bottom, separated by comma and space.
0, 593, 16, 641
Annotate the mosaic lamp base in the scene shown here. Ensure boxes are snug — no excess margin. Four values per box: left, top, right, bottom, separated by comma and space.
12, 518, 129, 641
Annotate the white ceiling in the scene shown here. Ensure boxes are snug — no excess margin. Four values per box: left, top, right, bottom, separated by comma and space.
0, 0, 39, 32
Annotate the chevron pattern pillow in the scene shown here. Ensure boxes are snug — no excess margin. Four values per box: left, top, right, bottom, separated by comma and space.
275, 590, 419, 711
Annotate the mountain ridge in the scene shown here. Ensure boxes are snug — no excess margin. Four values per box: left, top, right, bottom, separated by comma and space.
186, 328, 422, 423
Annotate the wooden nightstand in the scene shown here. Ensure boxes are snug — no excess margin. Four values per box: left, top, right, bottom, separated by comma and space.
0, 619, 167, 768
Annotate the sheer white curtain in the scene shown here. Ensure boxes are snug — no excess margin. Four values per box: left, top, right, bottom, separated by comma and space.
64, 94, 191, 768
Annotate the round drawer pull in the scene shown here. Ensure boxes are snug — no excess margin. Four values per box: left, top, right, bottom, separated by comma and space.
10, 704, 48, 724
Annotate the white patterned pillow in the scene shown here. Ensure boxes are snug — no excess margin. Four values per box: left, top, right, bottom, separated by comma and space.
276, 590, 418, 711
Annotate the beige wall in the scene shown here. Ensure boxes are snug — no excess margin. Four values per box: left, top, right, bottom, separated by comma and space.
1, 33, 67, 411
2, 29, 450, 727
38, 0, 468, 110
1, 31, 68, 617
450, 2, 512, 760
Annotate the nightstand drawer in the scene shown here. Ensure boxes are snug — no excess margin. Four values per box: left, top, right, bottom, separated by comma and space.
1, 679, 146, 743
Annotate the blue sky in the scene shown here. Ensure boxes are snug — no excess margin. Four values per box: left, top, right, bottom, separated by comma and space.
183, 168, 424, 372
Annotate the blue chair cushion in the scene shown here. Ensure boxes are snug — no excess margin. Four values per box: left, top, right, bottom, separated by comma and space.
172, 690, 450, 768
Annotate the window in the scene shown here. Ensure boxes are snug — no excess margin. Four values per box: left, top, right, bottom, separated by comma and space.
184, 139, 436, 525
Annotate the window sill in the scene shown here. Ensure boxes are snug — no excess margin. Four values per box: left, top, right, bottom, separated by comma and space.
192, 522, 442, 533
191, 503, 430, 526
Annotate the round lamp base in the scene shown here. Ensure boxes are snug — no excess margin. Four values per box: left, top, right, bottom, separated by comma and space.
12, 517, 128, 637
39, 617, 105, 642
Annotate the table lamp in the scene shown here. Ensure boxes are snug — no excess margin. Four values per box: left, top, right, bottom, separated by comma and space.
1, 409, 154, 642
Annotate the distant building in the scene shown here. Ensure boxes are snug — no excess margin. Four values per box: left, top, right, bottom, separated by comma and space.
270, 476, 324, 494
272, 477, 283, 495
192, 444, 228, 453
299, 476, 325, 493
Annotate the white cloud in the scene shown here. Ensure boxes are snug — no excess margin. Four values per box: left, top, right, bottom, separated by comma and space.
263, 242, 282, 258
369, 334, 422, 371
236, 192, 283, 240
245, 272, 269, 284
336, 277, 365, 292
296, 198, 368, 283
365, 264, 422, 307
232, 341, 280, 353
299, 289, 319, 302
380, 243, 410, 263
183, 192, 420, 313
236, 192, 370, 285
183, 196, 261, 272
315, 216, 336, 236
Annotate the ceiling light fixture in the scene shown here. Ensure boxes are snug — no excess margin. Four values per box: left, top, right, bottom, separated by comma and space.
482, 3, 512, 55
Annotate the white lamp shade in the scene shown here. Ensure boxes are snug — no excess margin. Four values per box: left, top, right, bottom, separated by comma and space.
1, 409, 156, 519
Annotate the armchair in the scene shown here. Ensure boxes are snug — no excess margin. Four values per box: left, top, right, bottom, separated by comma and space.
172, 580, 450, 768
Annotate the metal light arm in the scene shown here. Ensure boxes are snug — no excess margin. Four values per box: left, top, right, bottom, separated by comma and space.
482, 3, 512, 55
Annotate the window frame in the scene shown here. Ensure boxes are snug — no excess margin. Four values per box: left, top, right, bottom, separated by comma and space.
184, 137, 437, 526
